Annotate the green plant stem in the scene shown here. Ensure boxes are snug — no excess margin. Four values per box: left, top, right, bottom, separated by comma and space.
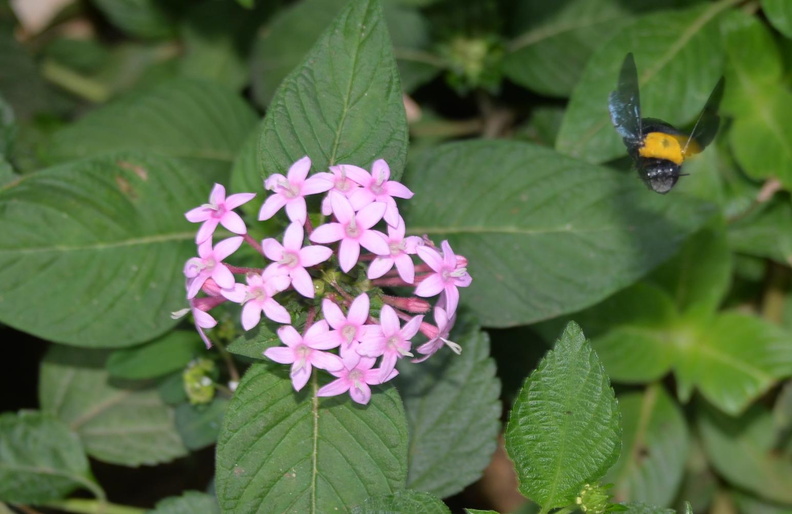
213, 338, 241, 384
39, 499, 145, 514
40, 60, 110, 103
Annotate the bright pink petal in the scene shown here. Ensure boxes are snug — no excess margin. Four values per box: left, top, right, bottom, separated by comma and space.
312, 350, 343, 371
197, 239, 214, 258
290, 267, 314, 298
285, 198, 307, 225
211, 264, 235, 289
210, 183, 226, 204
291, 365, 311, 391
283, 223, 304, 250
347, 294, 370, 325
261, 238, 284, 261
358, 338, 385, 357
278, 325, 302, 347
367, 256, 394, 279
349, 382, 371, 404
441, 241, 457, 268
288, 156, 312, 182
359, 231, 389, 255
456, 273, 473, 287
309, 222, 344, 244
338, 238, 361, 272
348, 189, 375, 211
416, 245, 443, 271
195, 219, 219, 244
317, 378, 350, 397
371, 159, 390, 181
220, 283, 246, 303
414, 274, 445, 297
380, 305, 400, 335
330, 193, 355, 222
302, 175, 333, 195
444, 286, 460, 315
225, 192, 256, 209
263, 299, 291, 324
382, 199, 400, 227
219, 211, 247, 235
241, 302, 262, 330
338, 164, 371, 185
358, 325, 383, 345
258, 194, 286, 220
214, 236, 244, 261
264, 346, 295, 364
389, 217, 406, 238
185, 205, 211, 223
299, 245, 332, 267
378, 354, 398, 382
401, 315, 424, 339
386, 181, 414, 199
393, 254, 415, 284
322, 299, 346, 329
357, 202, 386, 229
193, 309, 216, 329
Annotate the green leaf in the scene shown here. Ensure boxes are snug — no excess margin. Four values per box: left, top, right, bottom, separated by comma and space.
732, 490, 792, 514
147, 491, 220, 514
619, 503, 675, 514
728, 199, 792, 265
352, 490, 450, 513
215, 364, 408, 513
39, 345, 188, 466
395, 317, 501, 498
45, 78, 258, 180
556, 3, 725, 163
0, 30, 51, 120
762, 0, 792, 38
256, 0, 409, 187
505, 322, 621, 509
226, 324, 280, 360
385, 2, 440, 93
229, 121, 263, 200
401, 140, 714, 327
698, 401, 792, 504
91, 0, 177, 40
503, 0, 697, 98
0, 411, 97, 503
722, 11, 792, 189
175, 397, 228, 450
674, 313, 792, 414
605, 386, 689, 506
0, 152, 206, 347
108, 331, 206, 380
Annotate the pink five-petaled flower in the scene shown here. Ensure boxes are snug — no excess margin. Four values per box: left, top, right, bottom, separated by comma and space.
258, 156, 332, 225
322, 294, 380, 353
358, 305, 423, 381
185, 183, 255, 244
221, 268, 291, 330
413, 306, 460, 363
310, 193, 389, 272
317, 352, 397, 405
184, 236, 244, 299
367, 216, 421, 284
263, 321, 343, 392
313, 164, 370, 216
414, 240, 472, 315
349, 159, 414, 227
262, 223, 332, 298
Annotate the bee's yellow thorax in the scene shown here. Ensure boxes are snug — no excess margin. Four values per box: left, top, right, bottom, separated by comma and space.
638, 132, 701, 164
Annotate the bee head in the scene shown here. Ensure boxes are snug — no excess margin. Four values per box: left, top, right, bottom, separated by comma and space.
637, 159, 682, 194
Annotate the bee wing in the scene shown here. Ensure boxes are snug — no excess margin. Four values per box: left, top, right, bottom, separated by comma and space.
608, 53, 643, 145
684, 77, 725, 153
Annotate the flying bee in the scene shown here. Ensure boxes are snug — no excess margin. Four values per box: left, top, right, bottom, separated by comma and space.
608, 53, 724, 193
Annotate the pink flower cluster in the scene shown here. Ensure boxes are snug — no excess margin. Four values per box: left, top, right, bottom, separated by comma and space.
177, 156, 472, 404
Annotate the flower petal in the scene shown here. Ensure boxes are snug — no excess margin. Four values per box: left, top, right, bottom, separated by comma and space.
367, 256, 394, 280
214, 236, 244, 261
347, 294, 370, 325
258, 194, 286, 220
241, 302, 262, 330
288, 156, 312, 182
393, 254, 415, 284
263, 299, 291, 324
386, 181, 414, 199
302, 175, 334, 196
185, 205, 211, 223
291, 365, 311, 391
264, 346, 295, 364
311, 350, 344, 371
338, 238, 360, 272
282, 223, 304, 250
359, 230, 389, 256
322, 299, 346, 329
277, 325, 302, 347
317, 377, 350, 397
379, 305, 400, 335
357, 202, 386, 229
349, 382, 371, 404
224, 192, 256, 210
309, 222, 344, 244
285, 197, 307, 225
261, 238, 284, 261
290, 267, 314, 298
416, 245, 443, 271
300, 245, 333, 267
219, 211, 247, 235
414, 273, 445, 297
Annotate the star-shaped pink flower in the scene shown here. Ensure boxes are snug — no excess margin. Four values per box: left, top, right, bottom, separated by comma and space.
222, 268, 291, 330
413, 306, 460, 363
263, 223, 332, 298
321, 294, 380, 353
313, 164, 370, 216
264, 320, 343, 392
367, 216, 421, 284
185, 183, 255, 244
316, 352, 397, 405
310, 193, 389, 272
184, 236, 243, 299
349, 159, 414, 227
414, 240, 472, 315
358, 305, 422, 381
258, 156, 332, 225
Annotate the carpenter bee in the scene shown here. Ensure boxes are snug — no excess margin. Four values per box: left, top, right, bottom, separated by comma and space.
608, 53, 724, 193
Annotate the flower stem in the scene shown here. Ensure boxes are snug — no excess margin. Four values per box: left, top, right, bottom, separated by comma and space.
243, 232, 263, 255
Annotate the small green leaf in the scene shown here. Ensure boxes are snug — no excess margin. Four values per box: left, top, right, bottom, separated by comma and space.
108, 331, 206, 380
0, 153, 206, 347
698, 401, 792, 504
147, 491, 220, 514
91, 0, 177, 40
556, 3, 725, 163
175, 397, 228, 450
401, 140, 714, 327
729, 199, 792, 265
352, 490, 451, 513
0, 411, 97, 503
256, 0, 408, 187
605, 386, 689, 506
215, 364, 408, 513
762, 0, 792, 38
505, 322, 621, 509
396, 318, 501, 498
226, 324, 281, 360
39, 345, 188, 466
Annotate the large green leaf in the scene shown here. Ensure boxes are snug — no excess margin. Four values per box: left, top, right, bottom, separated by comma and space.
39, 344, 188, 466
721, 11, 792, 189
0, 411, 98, 503
255, 0, 408, 186
605, 386, 689, 507
762, 0, 792, 38
698, 401, 792, 504
401, 140, 714, 327
147, 491, 220, 514
396, 318, 500, 498
108, 331, 206, 380
352, 491, 450, 513
0, 152, 206, 347
556, 3, 726, 163
175, 397, 228, 450
91, 0, 177, 40
0, 30, 51, 120
45, 79, 258, 180
215, 364, 408, 513
505, 322, 621, 510
728, 199, 792, 265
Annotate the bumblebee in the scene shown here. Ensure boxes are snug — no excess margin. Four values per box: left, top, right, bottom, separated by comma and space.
608, 53, 724, 193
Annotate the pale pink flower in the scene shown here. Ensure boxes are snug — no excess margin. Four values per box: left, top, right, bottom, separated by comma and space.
310, 194, 389, 272
316, 352, 397, 405
185, 184, 255, 244
222, 268, 291, 330
172, 298, 220, 349
358, 305, 422, 381
258, 156, 332, 225
367, 216, 421, 284
413, 306, 460, 362
322, 295, 380, 352
262, 223, 332, 298
349, 159, 414, 227
264, 321, 343, 391
184, 236, 243, 299
313, 164, 370, 216
414, 240, 472, 315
